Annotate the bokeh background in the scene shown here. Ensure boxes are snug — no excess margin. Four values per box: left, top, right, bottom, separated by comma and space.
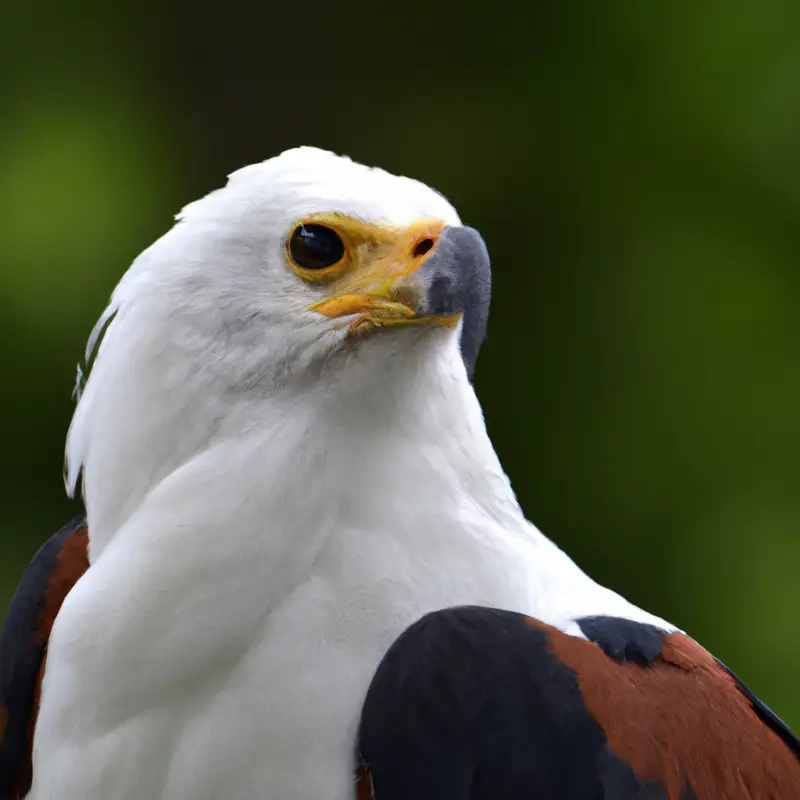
2, 1, 799, 727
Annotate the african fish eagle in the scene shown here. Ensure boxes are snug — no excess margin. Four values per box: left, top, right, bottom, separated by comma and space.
1, 147, 797, 800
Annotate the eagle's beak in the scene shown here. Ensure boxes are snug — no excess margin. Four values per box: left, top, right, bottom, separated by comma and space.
310, 225, 488, 336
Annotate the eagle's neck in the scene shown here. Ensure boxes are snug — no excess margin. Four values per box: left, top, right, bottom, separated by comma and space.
71, 325, 527, 564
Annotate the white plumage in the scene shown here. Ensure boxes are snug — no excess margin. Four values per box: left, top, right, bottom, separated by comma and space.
31, 147, 671, 799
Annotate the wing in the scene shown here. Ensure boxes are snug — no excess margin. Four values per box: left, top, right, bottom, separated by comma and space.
0, 517, 89, 799
357, 606, 800, 800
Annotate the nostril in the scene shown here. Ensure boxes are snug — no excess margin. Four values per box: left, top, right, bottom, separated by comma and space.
412, 238, 435, 258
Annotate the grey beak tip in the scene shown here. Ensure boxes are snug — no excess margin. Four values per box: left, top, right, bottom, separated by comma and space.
423, 225, 492, 379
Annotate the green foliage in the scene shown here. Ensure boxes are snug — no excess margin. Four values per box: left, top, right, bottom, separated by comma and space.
1, 0, 798, 727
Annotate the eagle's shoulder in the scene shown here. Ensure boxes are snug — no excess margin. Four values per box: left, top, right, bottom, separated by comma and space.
357, 606, 799, 799
0, 517, 89, 799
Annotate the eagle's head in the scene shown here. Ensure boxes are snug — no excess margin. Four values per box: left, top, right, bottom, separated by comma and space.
204, 148, 489, 376
109, 147, 488, 385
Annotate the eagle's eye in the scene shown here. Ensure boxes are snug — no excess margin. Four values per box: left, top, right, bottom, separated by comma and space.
289, 224, 346, 271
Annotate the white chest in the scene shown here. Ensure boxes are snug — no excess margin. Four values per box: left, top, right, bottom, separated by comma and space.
29, 461, 541, 800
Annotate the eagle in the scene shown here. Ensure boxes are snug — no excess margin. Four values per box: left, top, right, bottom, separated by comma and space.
0, 147, 797, 800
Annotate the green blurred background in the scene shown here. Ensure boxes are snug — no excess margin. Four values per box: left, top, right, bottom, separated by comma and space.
2, 1, 798, 727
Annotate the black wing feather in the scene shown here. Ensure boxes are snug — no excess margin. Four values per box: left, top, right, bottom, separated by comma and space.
358, 606, 669, 799
716, 659, 800, 759
0, 516, 87, 799
358, 606, 799, 799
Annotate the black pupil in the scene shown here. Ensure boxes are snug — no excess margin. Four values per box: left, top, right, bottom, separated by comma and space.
290, 224, 345, 270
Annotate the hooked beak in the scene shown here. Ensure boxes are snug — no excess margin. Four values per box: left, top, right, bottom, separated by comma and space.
309, 224, 489, 338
